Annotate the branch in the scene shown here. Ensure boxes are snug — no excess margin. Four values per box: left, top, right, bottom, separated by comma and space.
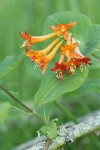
13, 110, 100, 150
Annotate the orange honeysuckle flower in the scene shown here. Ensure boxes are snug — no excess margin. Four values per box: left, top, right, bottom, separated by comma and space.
49, 22, 77, 40
61, 33, 82, 59
51, 33, 91, 79
26, 39, 63, 74
61, 42, 82, 59
19, 31, 57, 50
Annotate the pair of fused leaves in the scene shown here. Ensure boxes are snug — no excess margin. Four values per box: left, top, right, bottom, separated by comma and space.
34, 11, 100, 111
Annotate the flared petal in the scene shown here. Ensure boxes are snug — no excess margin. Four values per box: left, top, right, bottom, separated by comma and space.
49, 22, 77, 40
65, 22, 77, 30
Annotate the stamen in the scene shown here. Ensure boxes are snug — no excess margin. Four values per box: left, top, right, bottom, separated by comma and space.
61, 26, 65, 32
80, 65, 83, 72
34, 64, 38, 70
71, 63, 74, 66
56, 75, 59, 79
20, 40, 28, 48
66, 51, 69, 57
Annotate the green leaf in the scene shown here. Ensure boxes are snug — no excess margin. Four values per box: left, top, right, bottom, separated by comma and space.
40, 121, 57, 139
35, 68, 88, 108
0, 90, 32, 115
0, 52, 24, 80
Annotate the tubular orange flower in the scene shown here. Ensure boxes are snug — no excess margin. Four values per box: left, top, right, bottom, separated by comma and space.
19, 31, 57, 50
41, 40, 63, 74
61, 33, 82, 59
50, 22, 77, 40
26, 39, 63, 74
61, 42, 82, 59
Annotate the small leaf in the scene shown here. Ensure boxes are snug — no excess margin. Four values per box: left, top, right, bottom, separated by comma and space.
0, 90, 32, 115
35, 68, 88, 108
40, 121, 57, 139
0, 52, 24, 80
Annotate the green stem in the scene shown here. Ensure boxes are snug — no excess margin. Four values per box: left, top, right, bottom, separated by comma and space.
54, 101, 78, 124
0, 83, 48, 124
0, 83, 34, 114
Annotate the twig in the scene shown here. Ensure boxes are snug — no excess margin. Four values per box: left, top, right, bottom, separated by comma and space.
44, 139, 52, 150
13, 109, 100, 150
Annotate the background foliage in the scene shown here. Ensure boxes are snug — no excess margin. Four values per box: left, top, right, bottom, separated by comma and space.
0, 0, 100, 149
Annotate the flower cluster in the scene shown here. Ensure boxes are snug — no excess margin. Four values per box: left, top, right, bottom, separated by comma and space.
20, 22, 91, 79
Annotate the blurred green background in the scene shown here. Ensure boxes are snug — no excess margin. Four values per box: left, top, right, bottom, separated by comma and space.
0, 0, 100, 150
